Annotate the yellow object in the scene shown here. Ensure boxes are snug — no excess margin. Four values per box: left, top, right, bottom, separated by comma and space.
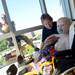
22, 44, 35, 55
23, 71, 38, 75
40, 56, 55, 74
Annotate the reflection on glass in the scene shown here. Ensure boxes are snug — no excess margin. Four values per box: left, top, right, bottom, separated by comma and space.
24, 29, 42, 48
15, 29, 42, 66
0, 38, 17, 69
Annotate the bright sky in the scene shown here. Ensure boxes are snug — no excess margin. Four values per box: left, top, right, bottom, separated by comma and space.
0, 0, 64, 30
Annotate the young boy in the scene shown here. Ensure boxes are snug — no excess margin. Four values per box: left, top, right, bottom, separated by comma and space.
55, 17, 72, 51
41, 14, 58, 43
40, 14, 58, 49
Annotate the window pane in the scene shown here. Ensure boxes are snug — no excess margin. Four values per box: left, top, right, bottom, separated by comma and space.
14, 29, 42, 65
24, 29, 42, 49
0, 0, 4, 18
16, 29, 42, 57
45, 0, 64, 21
6, 0, 42, 30
0, 38, 17, 69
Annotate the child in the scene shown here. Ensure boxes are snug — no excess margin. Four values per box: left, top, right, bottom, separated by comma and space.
40, 14, 58, 49
55, 17, 72, 51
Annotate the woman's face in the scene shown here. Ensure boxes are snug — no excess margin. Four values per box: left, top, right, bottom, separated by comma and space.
42, 19, 53, 29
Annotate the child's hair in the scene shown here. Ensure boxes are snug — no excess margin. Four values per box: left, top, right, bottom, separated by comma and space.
58, 17, 72, 26
17, 55, 24, 64
7, 64, 17, 75
57, 17, 72, 34
41, 14, 53, 21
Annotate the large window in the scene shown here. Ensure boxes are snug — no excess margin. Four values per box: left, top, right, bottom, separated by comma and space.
6, 0, 42, 30
0, 0, 65, 74
45, 0, 64, 21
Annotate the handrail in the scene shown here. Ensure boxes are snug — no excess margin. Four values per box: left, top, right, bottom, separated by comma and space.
0, 25, 43, 40
15, 25, 43, 36
0, 32, 12, 40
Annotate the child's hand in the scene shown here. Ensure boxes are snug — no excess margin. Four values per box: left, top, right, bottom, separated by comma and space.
44, 34, 59, 46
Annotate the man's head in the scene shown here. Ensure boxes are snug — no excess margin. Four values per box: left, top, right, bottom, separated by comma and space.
57, 17, 72, 34
41, 14, 53, 29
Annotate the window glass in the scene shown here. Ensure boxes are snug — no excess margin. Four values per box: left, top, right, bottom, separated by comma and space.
45, 0, 64, 21
6, 0, 42, 30
14, 29, 42, 65
16, 29, 42, 57
0, 0, 4, 19
0, 1, 10, 35
24, 29, 42, 48
0, 38, 17, 69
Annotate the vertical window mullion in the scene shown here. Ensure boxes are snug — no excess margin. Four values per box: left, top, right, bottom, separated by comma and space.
39, 0, 47, 14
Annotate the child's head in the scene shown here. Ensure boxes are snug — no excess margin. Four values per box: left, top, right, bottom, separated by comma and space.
7, 64, 17, 75
57, 17, 72, 34
41, 14, 53, 29
17, 55, 24, 64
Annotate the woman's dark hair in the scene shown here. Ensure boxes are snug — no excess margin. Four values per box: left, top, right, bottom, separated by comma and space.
7, 64, 17, 75
41, 14, 53, 21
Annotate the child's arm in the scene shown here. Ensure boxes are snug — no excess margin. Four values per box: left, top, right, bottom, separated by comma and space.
44, 34, 59, 46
